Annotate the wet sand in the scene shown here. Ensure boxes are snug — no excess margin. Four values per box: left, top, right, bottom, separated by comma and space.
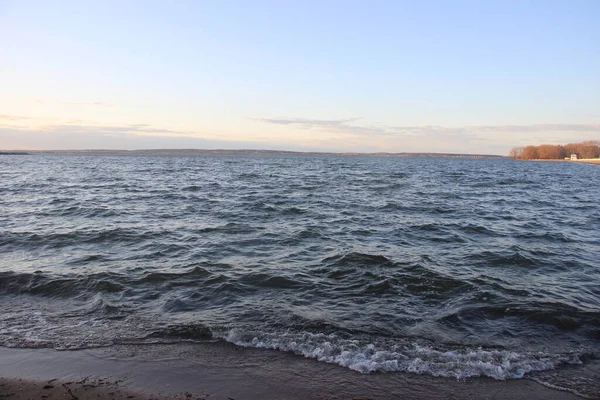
0, 343, 582, 400
0, 377, 149, 399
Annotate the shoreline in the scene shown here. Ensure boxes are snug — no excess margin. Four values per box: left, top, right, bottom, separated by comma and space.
0, 343, 583, 400
521, 159, 600, 165
572, 159, 600, 165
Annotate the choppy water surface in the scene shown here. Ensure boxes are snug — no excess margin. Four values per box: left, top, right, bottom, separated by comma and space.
1, 155, 599, 396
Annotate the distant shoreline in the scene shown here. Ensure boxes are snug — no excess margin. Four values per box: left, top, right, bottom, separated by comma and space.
0, 148, 504, 158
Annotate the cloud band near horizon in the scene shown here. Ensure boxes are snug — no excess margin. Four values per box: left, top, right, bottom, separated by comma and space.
254, 117, 600, 136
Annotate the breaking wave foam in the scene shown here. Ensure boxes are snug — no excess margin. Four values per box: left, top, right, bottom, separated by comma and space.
216, 328, 582, 380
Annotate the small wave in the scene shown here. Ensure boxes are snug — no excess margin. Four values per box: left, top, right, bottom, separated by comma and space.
194, 223, 260, 235
138, 266, 212, 283
322, 252, 395, 268
217, 328, 582, 379
362, 279, 396, 295
460, 303, 600, 333
0, 271, 125, 298
281, 206, 308, 215
277, 228, 324, 245
238, 172, 260, 180
246, 201, 277, 212
147, 324, 213, 340
239, 272, 304, 289
0, 266, 218, 298
458, 223, 499, 236
467, 249, 540, 268
0, 228, 171, 250
181, 185, 202, 192
515, 231, 575, 243
314, 254, 473, 299
64, 295, 129, 318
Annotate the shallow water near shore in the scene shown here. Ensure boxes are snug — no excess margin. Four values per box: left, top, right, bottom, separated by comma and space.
1, 154, 599, 397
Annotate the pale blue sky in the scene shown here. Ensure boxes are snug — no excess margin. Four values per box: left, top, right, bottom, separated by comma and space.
1, 0, 598, 154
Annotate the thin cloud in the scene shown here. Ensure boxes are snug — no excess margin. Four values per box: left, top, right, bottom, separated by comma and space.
0, 114, 37, 121
252, 117, 360, 126
469, 124, 600, 133
252, 117, 422, 138
254, 117, 600, 139
30, 99, 114, 107
1, 120, 192, 138
253, 117, 482, 139
41, 123, 190, 136
60, 101, 114, 107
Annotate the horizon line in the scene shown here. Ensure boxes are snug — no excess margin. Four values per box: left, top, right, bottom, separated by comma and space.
0, 148, 506, 157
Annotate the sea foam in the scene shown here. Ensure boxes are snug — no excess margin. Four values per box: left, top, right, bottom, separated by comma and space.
218, 328, 581, 380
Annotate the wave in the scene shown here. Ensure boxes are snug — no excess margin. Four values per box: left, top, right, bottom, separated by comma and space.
0, 265, 217, 298
0, 306, 590, 382
216, 328, 583, 379
0, 227, 173, 250
0, 271, 125, 298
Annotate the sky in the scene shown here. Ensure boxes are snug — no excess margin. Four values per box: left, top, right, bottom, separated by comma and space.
1, 0, 599, 154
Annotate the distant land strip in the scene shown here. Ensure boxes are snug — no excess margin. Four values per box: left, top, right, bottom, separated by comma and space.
0, 149, 505, 158
509, 140, 600, 160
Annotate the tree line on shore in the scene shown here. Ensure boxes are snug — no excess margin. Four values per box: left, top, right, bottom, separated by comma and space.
509, 140, 600, 160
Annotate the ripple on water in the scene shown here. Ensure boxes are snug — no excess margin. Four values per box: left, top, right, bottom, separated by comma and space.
0, 154, 599, 390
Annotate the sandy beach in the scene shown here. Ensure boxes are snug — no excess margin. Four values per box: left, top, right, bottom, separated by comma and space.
0, 343, 584, 400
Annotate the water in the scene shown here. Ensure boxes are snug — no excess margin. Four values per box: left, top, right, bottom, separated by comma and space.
1, 155, 599, 396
